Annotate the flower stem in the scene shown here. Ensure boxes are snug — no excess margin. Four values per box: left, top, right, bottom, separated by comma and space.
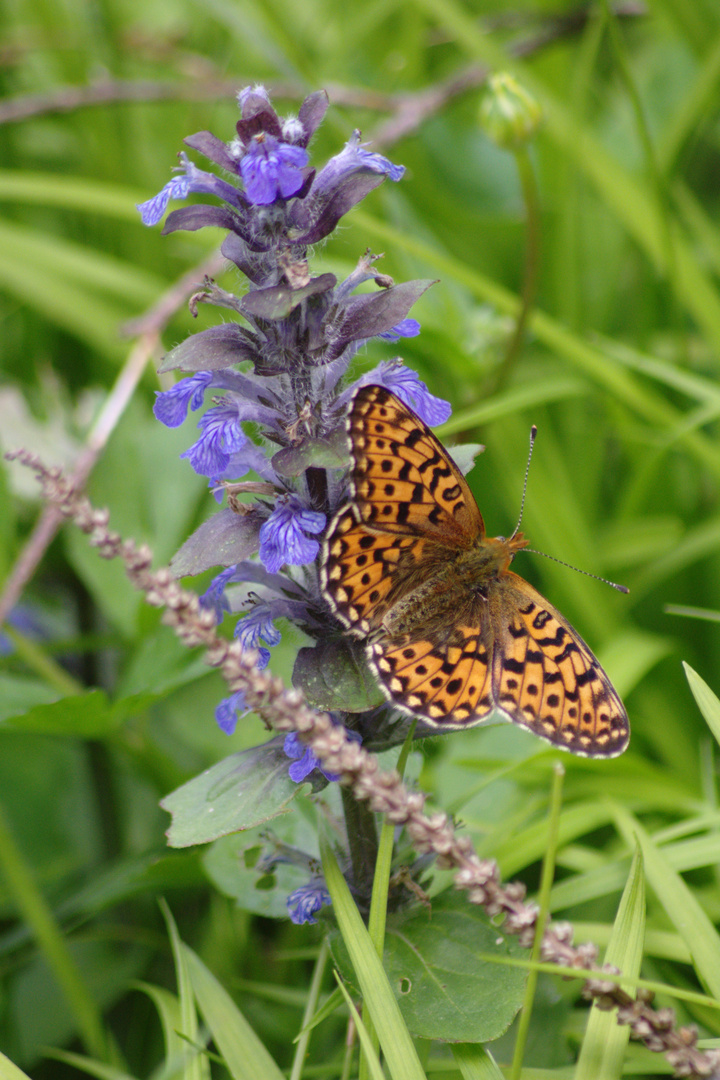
487, 145, 540, 394
341, 785, 378, 908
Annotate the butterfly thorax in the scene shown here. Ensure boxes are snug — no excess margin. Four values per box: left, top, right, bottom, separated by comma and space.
380, 531, 529, 642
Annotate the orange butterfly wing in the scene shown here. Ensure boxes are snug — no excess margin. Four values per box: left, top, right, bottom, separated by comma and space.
321, 385, 629, 757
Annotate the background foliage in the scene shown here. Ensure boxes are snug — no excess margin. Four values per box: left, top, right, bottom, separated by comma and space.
2, 0, 720, 1076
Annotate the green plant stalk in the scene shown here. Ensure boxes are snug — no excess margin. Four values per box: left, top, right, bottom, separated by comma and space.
360, 726, 416, 1080
510, 761, 565, 1080
489, 145, 540, 394
341, 785, 379, 907
0, 799, 108, 1061
289, 939, 330, 1080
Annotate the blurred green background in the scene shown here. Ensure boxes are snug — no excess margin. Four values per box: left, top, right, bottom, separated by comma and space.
3, 0, 720, 1076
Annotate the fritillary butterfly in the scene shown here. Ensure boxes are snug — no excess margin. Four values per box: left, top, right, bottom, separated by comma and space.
320, 385, 629, 757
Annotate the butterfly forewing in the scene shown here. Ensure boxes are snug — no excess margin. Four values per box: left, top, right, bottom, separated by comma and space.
321, 384, 630, 758
321, 508, 435, 633
347, 385, 483, 545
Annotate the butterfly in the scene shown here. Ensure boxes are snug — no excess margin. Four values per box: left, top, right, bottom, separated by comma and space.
320, 384, 629, 757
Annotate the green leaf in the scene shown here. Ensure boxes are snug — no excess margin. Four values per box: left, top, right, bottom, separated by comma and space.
379, 891, 527, 1043
169, 508, 261, 577
683, 662, 720, 747
0, 676, 60, 723
160, 739, 301, 847
132, 981, 186, 1071
2, 689, 119, 737
203, 813, 322, 919
183, 944, 285, 1080
321, 839, 427, 1080
272, 429, 349, 477
293, 640, 386, 713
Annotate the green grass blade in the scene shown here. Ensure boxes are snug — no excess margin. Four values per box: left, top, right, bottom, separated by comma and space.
0, 801, 108, 1061
0, 1054, 33, 1080
321, 839, 426, 1080
182, 944, 285, 1080
159, 901, 210, 1080
334, 973, 387, 1080
132, 981, 186, 1073
611, 805, 720, 1000
574, 843, 645, 1080
36, 1050, 137, 1080
451, 1043, 505, 1080
684, 663, 720, 747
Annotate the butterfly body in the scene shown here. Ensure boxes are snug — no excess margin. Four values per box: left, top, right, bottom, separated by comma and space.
321, 385, 629, 757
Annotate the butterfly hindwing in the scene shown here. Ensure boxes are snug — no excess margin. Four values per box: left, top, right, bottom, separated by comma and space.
368, 616, 495, 726
492, 573, 629, 756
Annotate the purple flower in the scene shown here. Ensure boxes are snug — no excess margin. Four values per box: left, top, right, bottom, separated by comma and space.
234, 606, 282, 669
215, 690, 248, 735
180, 401, 247, 476
199, 565, 238, 622
258, 495, 325, 574
240, 134, 308, 205
378, 318, 421, 342
216, 441, 280, 488
137, 155, 243, 225
137, 172, 194, 226
355, 145, 405, 182
376, 362, 451, 426
284, 733, 340, 783
314, 132, 405, 193
287, 879, 332, 925
153, 372, 214, 428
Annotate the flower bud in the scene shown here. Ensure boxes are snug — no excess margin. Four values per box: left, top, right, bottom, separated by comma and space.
480, 73, 542, 150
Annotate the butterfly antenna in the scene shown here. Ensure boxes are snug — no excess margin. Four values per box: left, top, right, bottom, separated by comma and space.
510, 425, 537, 540
524, 548, 629, 594
513, 426, 629, 594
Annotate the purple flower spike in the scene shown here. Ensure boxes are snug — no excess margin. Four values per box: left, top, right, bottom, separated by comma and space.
234, 606, 282, 670
240, 135, 309, 205
215, 690, 248, 735
284, 732, 340, 783
258, 495, 325, 574
287, 879, 332, 925
153, 372, 214, 428
180, 401, 247, 476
